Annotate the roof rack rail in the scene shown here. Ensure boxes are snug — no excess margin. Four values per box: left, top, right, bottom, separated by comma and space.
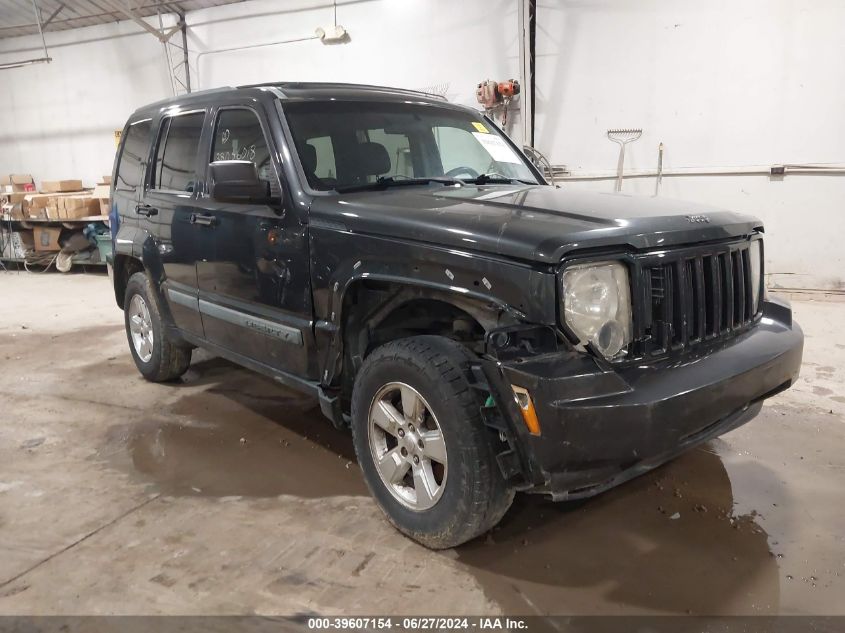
236, 81, 447, 101
138, 86, 235, 111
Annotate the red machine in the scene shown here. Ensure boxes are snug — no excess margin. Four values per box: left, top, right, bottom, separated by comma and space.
475, 79, 520, 127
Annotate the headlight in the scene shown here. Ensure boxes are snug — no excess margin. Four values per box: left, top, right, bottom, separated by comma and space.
749, 239, 762, 313
562, 261, 632, 359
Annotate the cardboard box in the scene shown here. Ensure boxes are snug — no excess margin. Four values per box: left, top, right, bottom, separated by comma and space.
41, 179, 83, 193
25, 191, 90, 219
91, 184, 110, 216
23, 192, 54, 218
1, 192, 27, 208
1, 229, 35, 259
101, 176, 112, 185
61, 194, 99, 219
32, 226, 62, 252
2, 174, 35, 193
2, 192, 28, 220
1, 200, 25, 221
46, 194, 70, 220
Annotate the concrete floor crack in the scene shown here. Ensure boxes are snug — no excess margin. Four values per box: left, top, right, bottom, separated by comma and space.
0, 493, 163, 591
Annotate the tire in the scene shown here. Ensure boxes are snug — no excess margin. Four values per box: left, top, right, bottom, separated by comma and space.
124, 271, 192, 382
351, 335, 514, 549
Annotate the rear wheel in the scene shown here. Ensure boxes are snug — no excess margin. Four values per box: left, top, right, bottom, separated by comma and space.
351, 335, 514, 549
124, 272, 191, 382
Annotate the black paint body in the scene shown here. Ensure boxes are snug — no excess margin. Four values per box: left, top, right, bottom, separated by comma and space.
109, 83, 803, 498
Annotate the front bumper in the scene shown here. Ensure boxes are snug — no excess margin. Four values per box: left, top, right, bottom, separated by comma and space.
481, 297, 803, 500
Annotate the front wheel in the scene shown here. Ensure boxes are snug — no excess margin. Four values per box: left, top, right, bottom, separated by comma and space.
351, 336, 514, 549
124, 272, 192, 382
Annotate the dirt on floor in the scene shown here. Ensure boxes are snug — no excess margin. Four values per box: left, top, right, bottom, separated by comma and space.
0, 271, 843, 616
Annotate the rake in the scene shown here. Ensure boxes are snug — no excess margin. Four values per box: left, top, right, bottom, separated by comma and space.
607, 128, 642, 192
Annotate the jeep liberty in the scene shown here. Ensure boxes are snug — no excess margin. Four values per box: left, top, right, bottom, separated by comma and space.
109, 82, 803, 548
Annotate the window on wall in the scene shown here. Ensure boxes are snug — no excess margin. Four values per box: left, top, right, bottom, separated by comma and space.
212, 108, 280, 197
115, 119, 152, 193
153, 112, 204, 192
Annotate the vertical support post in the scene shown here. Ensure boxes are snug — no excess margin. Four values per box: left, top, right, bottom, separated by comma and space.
31, 0, 50, 60
180, 17, 191, 94
517, 0, 535, 148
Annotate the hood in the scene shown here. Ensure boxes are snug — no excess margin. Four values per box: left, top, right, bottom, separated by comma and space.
309, 185, 762, 265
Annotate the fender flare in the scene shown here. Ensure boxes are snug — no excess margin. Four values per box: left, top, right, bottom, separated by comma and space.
317, 272, 525, 388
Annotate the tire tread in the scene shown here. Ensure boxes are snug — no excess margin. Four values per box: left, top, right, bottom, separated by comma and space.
125, 272, 191, 382
351, 335, 513, 549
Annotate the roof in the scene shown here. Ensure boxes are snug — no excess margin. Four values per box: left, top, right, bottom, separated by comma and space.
240, 82, 449, 102
0, 0, 245, 40
131, 82, 456, 118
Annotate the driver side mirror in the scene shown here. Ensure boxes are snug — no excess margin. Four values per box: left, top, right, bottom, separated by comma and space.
209, 160, 271, 203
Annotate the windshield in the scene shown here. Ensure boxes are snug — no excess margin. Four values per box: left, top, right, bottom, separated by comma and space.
282, 100, 541, 192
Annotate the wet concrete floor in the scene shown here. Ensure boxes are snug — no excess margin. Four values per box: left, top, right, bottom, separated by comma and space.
0, 273, 843, 615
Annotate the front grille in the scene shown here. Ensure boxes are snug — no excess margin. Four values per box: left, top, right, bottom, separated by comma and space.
635, 239, 761, 356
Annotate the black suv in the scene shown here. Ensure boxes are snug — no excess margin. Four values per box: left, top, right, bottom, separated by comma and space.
109, 82, 803, 548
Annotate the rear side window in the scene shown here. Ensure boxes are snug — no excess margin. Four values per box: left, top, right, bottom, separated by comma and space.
212, 108, 280, 196
153, 112, 204, 192
115, 119, 152, 193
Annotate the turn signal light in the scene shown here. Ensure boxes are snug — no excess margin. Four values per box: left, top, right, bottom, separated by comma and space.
511, 385, 541, 436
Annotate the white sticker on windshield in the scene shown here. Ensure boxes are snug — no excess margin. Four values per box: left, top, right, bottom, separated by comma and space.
472, 132, 522, 164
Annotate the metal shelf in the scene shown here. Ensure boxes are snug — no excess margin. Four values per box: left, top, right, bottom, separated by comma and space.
1, 216, 110, 268
1, 215, 109, 228
0, 254, 107, 266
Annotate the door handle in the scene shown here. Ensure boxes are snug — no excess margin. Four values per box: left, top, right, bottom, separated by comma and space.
190, 213, 217, 227
135, 204, 158, 217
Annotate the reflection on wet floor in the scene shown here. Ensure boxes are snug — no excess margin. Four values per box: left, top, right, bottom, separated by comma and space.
456, 444, 780, 615
108, 357, 367, 499
99, 354, 844, 616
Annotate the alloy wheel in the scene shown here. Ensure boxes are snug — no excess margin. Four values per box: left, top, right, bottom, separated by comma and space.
128, 294, 154, 363
367, 382, 448, 511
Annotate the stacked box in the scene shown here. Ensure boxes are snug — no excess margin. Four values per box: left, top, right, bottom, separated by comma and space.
24, 191, 93, 219
3, 177, 98, 219
91, 184, 110, 216
44, 193, 75, 220
41, 179, 83, 193
1, 174, 35, 194
61, 194, 99, 219
23, 192, 55, 219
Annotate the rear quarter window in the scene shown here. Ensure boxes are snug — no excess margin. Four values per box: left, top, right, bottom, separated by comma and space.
115, 119, 152, 193
152, 112, 205, 193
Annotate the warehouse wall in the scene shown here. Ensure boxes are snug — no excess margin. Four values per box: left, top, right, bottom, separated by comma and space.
0, 17, 175, 186
534, 0, 845, 291
2, 0, 842, 291
186, 0, 519, 110
0, 0, 519, 187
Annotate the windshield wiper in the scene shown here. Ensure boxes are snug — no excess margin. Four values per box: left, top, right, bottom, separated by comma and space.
464, 173, 536, 186
335, 176, 463, 193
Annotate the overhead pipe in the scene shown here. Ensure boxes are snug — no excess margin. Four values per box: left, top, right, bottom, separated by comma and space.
1, 1, 52, 71
0, 56, 51, 70
194, 35, 321, 90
